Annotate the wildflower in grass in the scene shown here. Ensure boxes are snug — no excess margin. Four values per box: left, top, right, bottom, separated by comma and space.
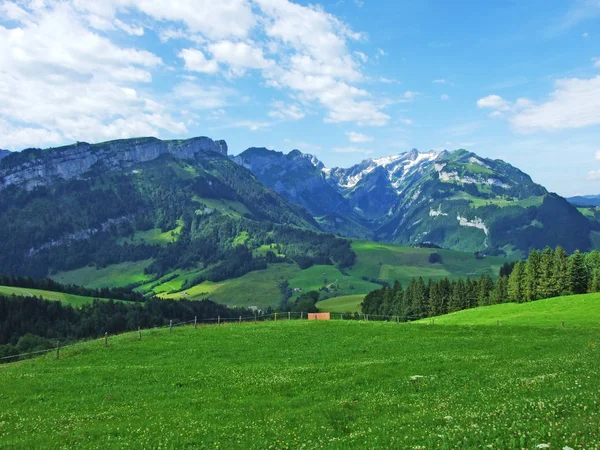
536, 444, 550, 449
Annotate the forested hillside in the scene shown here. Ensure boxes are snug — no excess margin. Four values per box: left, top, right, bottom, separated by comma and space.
0, 139, 354, 288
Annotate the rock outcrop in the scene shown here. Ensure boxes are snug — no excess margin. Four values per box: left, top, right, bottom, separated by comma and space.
0, 137, 227, 190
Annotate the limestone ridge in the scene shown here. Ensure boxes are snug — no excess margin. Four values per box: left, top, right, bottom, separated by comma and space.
0, 137, 228, 190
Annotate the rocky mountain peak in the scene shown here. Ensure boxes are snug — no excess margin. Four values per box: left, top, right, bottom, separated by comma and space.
0, 136, 228, 190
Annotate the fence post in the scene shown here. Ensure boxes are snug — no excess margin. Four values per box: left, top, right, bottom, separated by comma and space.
396, 316, 399, 323
300, 311, 303, 320
562, 321, 565, 328
288, 311, 291, 320
138, 327, 141, 340
363, 314, 366, 321
218, 316, 220, 325
254, 313, 257, 323
339, 313, 342, 321
239, 315, 242, 324
496, 320, 499, 326
194, 316, 197, 329
105, 332, 108, 347
169, 320, 173, 333
56, 341, 60, 360
275, 312, 277, 322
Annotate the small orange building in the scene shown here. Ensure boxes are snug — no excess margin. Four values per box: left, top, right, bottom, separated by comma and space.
307, 312, 330, 320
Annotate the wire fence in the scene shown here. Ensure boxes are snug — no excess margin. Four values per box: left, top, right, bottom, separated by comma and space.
0, 311, 412, 364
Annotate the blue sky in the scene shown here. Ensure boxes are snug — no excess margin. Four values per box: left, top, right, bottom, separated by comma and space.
0, 0, 599, 196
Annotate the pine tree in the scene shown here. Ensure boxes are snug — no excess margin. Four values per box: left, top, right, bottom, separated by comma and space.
507, 261, 525, 302
553, 246, 569, 295
392, 282, 404, 318
449, 279, 467, 312
524, 249, 541, 301
477, 275, 494, 306
590, 270, 600, 293
412, 277, 428, 319
493, 276, 509, 304
567, 250, 588, 295
539, 247, 559, 299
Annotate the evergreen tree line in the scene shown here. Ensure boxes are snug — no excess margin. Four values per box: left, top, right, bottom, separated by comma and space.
361, 247, 599, 320
0, 295, 257, 361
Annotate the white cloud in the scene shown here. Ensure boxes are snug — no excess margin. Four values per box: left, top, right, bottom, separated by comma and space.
208, 40, 274, 73
0, 0, 392, 147
587, 170, 600, 181
477, 94, 511, 111
583, 32, 590, 38
0, 2, 190, 149
73, 0, 256, 40
346, 131, 374, 143
594, 57, 600, 68
595, 149, 600, 160
479, 75, 600, 133
433, 79, 446, 84
375, 48, 387, 59
511, 76, 600, 132
179, 48, 219, 73
268, 101, 305, 120
333, 146, 373, 154
399, 118, 413, 125
441, 94, 449, 101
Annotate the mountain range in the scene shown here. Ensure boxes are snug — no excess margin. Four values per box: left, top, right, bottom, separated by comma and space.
567, 195, 600, 207
235, 147, 594, 257
0, 136, 596, 282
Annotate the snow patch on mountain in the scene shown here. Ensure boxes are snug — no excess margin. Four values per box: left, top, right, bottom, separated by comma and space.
457, 215, 489, 235
429, 205, 448, 217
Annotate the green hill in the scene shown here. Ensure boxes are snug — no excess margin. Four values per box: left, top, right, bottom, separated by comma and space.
0, 285, 108, 306
417, 293, 600, 326
1, 320, 599, 448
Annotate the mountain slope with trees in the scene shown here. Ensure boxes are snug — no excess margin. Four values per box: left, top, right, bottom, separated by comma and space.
236, 147, 596, 257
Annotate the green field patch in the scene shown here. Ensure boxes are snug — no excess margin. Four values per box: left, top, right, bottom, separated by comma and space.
136, 267, 206, 295
253, 244, 285, 258
193, 196, 252, 218
578, 207, 596, 219
449, 192, 544, 209
161, 263, 301, 309
463, 162, 494, 174
316, 294, 365, 313
51, 260, 154, 289
232, 231, 249, 246
0, 286, 110, 307
348, 240, 506, 285
2, 321, 599, 448
118, 220, 182, 246
379, 264, 451, 281
419, 292, 600, 326
288, 265, 381, 300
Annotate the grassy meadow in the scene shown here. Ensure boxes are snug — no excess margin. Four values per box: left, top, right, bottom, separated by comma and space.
419, 292, 600, 327
0, 286, 104, 307
1, 319, 599, 449
315, 294, 365, 313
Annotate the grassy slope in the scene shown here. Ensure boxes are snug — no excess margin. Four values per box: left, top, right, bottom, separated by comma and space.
0, 286, 104, 307
51, 260, 154, 289
161, 263, 301, 308
1, 321, 599, 449
349, 240, 506, 285
315, 294, 365, 313
417, 292, 600, 327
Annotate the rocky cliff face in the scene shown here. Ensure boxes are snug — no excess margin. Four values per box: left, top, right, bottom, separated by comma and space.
233, 147, 351, 216
0, 150, 10, 160
0, 137, 227, 190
